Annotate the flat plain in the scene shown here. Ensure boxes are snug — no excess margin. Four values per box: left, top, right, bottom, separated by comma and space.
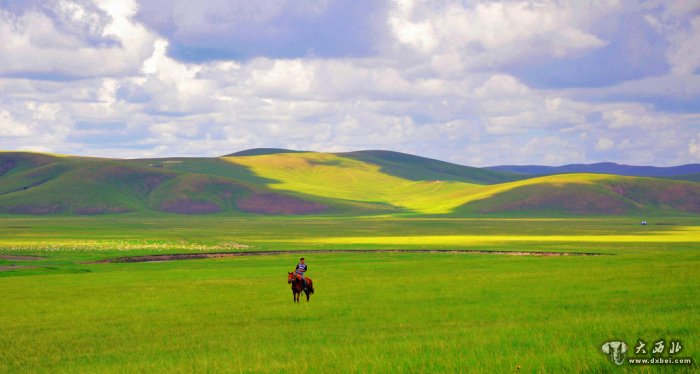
1, 215, 698, 372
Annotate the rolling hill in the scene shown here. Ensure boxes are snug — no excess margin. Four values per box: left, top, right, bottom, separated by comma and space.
488, 162, 700, 178
1, 150, 699, 216
0, 152, 371, 216
340, 150, 522, 184
222, 148, 309, 157
671, 173, 700, 182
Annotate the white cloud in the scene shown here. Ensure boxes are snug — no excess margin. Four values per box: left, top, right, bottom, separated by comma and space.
690, 134, 700, 160
0, 0, 157, 77
475, 74, 531, 98
387, 0, 609, 75
603, 105, 672, 130
643, 3, 700, 76
249, 59, 315, 97
0, 110, 32, 137
0, 0, 698, 167
596, 137, 615, 151
135, 38, 218, 113
667, 16, 700, 76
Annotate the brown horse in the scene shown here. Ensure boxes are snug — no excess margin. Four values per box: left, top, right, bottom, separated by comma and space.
287, 272, 314, 302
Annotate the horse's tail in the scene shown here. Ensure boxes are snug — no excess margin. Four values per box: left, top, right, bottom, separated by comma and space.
308, 279, 314, 294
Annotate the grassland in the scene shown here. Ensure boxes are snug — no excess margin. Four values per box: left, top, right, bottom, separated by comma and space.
3, 150, 700, 216
226, 152, 700, 215
1, 149, 699, 371
1, 215, 698, 372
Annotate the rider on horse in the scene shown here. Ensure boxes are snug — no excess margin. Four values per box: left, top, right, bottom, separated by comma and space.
295, 257, 308, 289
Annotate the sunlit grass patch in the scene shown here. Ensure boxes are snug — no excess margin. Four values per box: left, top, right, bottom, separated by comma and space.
225, 152, 482, 214
270, 225, 700, 247
226, 153, 676, 215
0, 239, 249, 252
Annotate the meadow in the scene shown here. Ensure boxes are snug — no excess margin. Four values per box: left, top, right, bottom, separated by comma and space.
1, 214, 698, 372
3, 151, 699, 217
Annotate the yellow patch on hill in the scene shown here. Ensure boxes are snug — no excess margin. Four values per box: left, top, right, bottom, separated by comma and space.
223, 153, 628, 214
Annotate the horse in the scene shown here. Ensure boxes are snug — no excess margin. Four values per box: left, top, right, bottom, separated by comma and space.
287, 272, 314, 302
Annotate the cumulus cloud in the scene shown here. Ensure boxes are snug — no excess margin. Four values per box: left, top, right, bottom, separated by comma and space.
690, 135, 700, 160
0, 0, 699, 167
666, 16, 700, 76
596, 138, 615, 151
0, 0, 157, 78
0, 110, 32, 137
387, 0, 609, 76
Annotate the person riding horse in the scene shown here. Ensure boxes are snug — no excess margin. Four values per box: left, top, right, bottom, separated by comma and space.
288, 262, 314, 303
295, 257, 308, 290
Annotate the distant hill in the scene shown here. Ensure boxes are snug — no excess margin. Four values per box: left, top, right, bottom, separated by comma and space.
1, 150, 699, 216
340, 150, 522, 184
671, 173, 700, 182
488, 162, 700, 177
222, 148, 307, 157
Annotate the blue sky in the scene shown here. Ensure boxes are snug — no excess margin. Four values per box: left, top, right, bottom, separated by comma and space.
0, 0, 699, 166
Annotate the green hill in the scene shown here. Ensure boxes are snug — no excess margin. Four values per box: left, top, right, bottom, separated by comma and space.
0, 152, 61, 178
0, 152, 380, 215
1, 150, 699, 216
224, 152, 700, 216
671, 173, 700, 182
340, 150, 523, 184
456, 175, 700, 216
222, 148, 307, 157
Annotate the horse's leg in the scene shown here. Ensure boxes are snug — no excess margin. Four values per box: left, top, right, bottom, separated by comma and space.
306, 290, 310, 301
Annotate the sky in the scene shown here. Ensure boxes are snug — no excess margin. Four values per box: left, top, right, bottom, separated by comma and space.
0, 0, 699, 166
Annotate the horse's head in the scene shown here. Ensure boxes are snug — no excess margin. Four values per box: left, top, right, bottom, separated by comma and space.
287, 272, 295, 284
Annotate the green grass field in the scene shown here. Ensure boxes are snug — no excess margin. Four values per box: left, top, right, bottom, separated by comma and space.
3, 150, 699, 217
1, 215, 698, 372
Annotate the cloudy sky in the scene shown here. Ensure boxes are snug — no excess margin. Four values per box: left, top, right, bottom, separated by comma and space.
1, 0, 699, 166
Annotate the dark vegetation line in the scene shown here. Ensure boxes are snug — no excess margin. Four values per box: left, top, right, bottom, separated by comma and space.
95, 249, 609, 263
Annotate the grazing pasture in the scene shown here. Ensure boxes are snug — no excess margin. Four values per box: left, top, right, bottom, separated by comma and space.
3, 151, 700, 216
0, 215, 698, 372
